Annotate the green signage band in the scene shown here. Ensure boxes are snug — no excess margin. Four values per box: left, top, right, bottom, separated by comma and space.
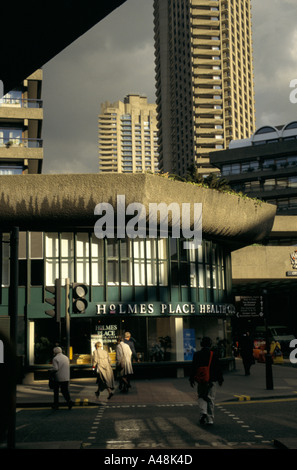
96, 302, 235, 316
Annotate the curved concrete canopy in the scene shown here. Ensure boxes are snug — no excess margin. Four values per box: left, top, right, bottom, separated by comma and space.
0, 173, 276, 248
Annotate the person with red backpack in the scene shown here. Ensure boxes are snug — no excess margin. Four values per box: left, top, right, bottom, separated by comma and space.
189, 336, 224, 425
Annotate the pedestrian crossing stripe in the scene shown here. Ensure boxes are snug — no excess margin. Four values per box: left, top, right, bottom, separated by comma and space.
234, 395, 251, 401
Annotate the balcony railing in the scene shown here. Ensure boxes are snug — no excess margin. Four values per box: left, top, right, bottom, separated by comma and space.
0, 138, 43, 148
0, 97, 43, 108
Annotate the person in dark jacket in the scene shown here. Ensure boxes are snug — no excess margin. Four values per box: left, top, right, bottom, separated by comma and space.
189, 336, 223, 425
238, 331, 255, 376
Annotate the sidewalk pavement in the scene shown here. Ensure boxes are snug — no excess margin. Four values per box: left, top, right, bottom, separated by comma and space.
16, 359, 297, 408
17, 358, 297, 408
15, 358, 297, 449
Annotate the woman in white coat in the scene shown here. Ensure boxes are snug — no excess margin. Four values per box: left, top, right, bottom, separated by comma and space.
92, 342, 115, 399
116, 336, 133, 392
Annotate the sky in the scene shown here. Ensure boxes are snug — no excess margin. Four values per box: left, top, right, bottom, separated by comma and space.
41, 0, 297, 174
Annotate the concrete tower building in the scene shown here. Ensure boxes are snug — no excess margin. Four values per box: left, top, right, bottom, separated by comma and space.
98, 94, 159, 174
153, 0, 256, 176
0, 69, 43, 174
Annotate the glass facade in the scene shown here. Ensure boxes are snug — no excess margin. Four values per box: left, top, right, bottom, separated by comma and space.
212, 123, 297, 215
222, 155, 297, 177
5, 232, 230, 296
33, 315, 232, 366
0, 231, 234, 369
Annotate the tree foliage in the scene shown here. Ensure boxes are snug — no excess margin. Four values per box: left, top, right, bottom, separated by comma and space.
158, 163, 231, 192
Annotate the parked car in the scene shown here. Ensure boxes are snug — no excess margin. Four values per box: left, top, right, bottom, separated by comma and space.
254, 325, 295, 356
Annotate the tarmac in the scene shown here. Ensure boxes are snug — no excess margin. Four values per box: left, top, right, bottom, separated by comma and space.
14, 358, 297, 450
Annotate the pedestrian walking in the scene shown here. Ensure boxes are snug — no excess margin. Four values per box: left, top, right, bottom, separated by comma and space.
124, 332, 138, 361
270, 340, 283, 364
239, 331, 255, 375
50, 347, 73, 410
189, 337, 223, 425
124, 331, 139, 388
92, 342, 115, 399
116, 336, 133, 393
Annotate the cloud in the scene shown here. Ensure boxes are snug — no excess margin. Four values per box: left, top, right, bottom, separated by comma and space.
251, 0, 297, 127
42, 0, 155, 174
41, 0, 297, 173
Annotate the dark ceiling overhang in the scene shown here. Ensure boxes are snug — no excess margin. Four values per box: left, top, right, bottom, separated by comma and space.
233, 278, 297, 294
0, 0, 127, 95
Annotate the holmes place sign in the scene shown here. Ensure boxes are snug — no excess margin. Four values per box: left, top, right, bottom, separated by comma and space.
96, 302, 235, 316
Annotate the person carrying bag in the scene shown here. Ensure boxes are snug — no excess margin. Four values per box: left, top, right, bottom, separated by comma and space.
189, 337, 223, 425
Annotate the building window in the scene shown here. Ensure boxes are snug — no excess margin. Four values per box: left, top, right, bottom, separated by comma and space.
45, 233, 74, 285
263, 179, 276, 191
0, 89, 22, 106
14, 233, 231, 294
107, 239, 119, 285
61, 233, 74, 282
1, 232, 44, 287
91, 235, 104, 285
30, 232, 44, 286
45, 233, 59, 285
0, 166, 23, 175
133, 239, 168, 286
262, 159, 275, 171
76, 233, 90, 284
288, 177, 297, 188
0, 127, 22, 146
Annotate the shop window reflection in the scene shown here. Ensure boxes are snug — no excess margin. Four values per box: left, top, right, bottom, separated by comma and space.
148, 318, 174, 361
32, 315, 233, 366
33, 319, 59, 364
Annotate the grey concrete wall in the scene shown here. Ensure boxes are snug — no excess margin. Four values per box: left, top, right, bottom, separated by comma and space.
232, 245, 297, 280
0, 173, 276, 247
